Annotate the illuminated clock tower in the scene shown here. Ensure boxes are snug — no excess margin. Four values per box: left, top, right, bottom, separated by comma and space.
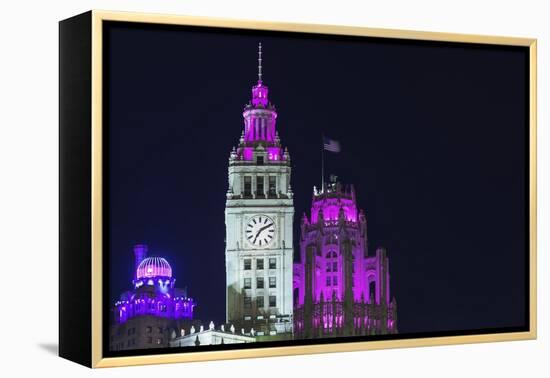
225, 44, 294, 336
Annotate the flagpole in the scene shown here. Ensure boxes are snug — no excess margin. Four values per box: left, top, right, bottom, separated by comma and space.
321, 134, 324, 193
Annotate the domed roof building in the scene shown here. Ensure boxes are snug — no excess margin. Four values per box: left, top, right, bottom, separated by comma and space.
110, 244, 196, 351
111, 244, 257, 351
136, 257, 173, 280
113, 245, 195, 325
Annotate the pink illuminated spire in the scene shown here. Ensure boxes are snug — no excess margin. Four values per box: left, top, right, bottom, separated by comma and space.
233, 43, 285, 161
258, 42, 263, 83
251, 42, 269, 107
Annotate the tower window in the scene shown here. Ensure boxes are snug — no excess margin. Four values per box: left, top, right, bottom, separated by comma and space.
257, 156, 264, 165
269, 276, 276, 288
257, 277, 264, 289
269, 258, 277, 269
268, 176, 276, 197
244, 259, 251, 270
256, 175, 264, 197
244, 176, 252, 197
369, 280, 376, 302
269, 295, 277, 307
326, 251, 338, 274
244, 278, 252, 289
257, 258, 264, 270
244, 296, 252, 309
257, 296, 264, 308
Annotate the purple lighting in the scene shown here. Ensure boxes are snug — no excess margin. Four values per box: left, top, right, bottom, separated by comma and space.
267, 146, 281, 161
241, 147, 253, 161
113, 244, 195, 325
251, 42, 268, 108
228, 43, 291, 166
133, 244, 148, 274
136, 257, 172, 279
242, 43, 278, 144
251, 82, 269, 107
310, 196, 358, 223
293, 181, 397, 337
242, 106, 278, 143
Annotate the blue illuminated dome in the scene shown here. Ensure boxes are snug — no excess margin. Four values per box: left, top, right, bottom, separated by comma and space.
136, 257, 173, 279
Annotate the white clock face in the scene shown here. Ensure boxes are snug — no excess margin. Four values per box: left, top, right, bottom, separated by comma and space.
245, 215, 276, 247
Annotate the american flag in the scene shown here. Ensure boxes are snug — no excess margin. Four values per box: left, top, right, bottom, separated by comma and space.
323, 137, 341, 153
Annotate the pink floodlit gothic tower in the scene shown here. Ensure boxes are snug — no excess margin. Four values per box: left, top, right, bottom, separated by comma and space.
293, 181, 397, 338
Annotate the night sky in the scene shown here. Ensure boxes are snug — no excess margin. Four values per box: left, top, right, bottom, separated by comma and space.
106, 22, 528, 335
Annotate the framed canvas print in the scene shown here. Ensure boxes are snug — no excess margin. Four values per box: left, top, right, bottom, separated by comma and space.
59, 10, 537, 368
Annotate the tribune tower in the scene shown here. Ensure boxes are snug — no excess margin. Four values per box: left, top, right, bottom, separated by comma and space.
224, 44, 294, 335
293, 180, 398, 338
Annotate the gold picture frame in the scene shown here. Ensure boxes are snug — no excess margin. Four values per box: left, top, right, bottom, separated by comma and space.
59, 10, 537, 368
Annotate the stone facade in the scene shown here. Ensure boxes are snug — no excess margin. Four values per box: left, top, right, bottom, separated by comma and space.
170, 322, 256, 347
293, 181, 397, 338
225, 44, 294, 335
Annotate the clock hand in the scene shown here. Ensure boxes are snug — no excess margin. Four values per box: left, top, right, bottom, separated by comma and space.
258, 223, 273, 234
253, 223, 273, 244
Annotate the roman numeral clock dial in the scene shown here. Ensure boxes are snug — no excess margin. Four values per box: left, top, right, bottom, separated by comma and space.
245, 215, 276, 247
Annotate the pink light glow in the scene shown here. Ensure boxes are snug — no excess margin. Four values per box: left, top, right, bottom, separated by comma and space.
136, 257, 172, 279
267, 147, 281, 161
242, 79, 278, 143
243, 109, 277, 143
241, 147, 253, 160
310, 197, 358, 223
293, 184, 397, 336
251, 83, 268, 107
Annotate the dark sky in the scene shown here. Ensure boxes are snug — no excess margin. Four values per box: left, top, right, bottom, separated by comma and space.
106, 22, 528, 335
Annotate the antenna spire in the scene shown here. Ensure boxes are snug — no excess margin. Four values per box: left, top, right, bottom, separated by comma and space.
258, 42, 263, 83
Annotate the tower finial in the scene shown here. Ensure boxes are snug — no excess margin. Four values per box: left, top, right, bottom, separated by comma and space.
258, 42, 262, 83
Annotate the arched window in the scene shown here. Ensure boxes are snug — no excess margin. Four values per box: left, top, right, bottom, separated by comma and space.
365, 271, 377, 304
325, 251, 338, 272
369, 281, 376, 303
325, 251, 339, 289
